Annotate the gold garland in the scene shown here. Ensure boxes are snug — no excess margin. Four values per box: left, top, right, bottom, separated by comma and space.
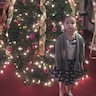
2, 0, 16, 24
68, 0, 76, 16
1, 0, 16, 36
39, 0, 46, 55
2, 0, 16, 57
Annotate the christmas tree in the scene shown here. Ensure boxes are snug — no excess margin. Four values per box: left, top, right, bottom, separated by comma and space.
2, 0, 84, 86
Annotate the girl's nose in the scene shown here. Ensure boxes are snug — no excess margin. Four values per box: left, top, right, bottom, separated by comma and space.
69, 23, 72, 26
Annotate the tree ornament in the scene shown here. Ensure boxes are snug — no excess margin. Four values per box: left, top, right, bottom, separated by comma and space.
77, 16, 82, 22
52, 27, 57, 32
44, 68, 49, 73
27, 47, 31, 52
22, 0, 26, 5
37, 3, 40, 7
29, 33, 35, 40
32, 43, 37, 49
5, 45, 12, 57
14, 20, 19, 25
5, 24, 10, 30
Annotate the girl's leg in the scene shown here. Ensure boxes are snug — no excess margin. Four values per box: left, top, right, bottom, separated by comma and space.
59, 82, 65, 96
66, 84, 73, 96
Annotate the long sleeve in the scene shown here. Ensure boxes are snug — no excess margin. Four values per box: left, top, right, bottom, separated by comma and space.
55, 37, 62, 69
79, 35, 85, 67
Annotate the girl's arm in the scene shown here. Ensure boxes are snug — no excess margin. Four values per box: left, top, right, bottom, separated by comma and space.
55, 37, 62, 69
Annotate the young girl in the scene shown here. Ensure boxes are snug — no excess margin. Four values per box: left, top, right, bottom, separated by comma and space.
52, 15, 85, 96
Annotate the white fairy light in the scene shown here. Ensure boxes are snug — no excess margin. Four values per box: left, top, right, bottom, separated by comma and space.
16, 72, 19, 75
3, 65, 6, 68
38, 65, 41, 68
82, 77, 84, 80
38, 14, 40, 17
25, 13, 28, 16
86, 75, 89, 78
34, 29, 38, 32
0, 70, 3, 74
31, 69, 34, 72
26, 68, 29, 71
53, 39, 56, 42
23, 70, 26, 73
32, 79, 35, 83
49, 45, 54, 48
31, 0, 34, 2
24, 52, 27, 56
44, 83, 48, 86
18, 47, 23, 51
14, 9, 17, 12
51, 78, 54, 82
16, 66, 18, 68
85, 60, 89, 64
35, 62, 39, 65
52, 4, 55, 8
75, 82, 78, 85
26, 35, 29, 39
18, 74, 21, 78
37, 80, 41, 84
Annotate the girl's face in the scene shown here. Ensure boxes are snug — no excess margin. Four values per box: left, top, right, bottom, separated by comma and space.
64, 16, 76, 33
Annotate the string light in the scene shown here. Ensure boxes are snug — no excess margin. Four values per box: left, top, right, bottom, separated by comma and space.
86, 75, 89, 78
32, 79, 35, 83
31, 69, 34, 72
44, 83, 48, 86
18, 47, 23, 51
18, 74, 21, 78
75, 82, 78, 85
82, 77, 84, 80
85, 60, 89, 64
37, 80, 41, 84
51, 78, 55, 82
0, 70, 4, 74
3, 65, 7, 68
26, 68, 29, 71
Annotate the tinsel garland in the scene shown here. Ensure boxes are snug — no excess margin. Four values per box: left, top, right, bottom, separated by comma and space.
68, 0, 76, 16
2, 0, 16, 57
39, 0, 46, 55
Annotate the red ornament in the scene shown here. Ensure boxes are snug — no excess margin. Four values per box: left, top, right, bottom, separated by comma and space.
6, 45, 12, 56
14, 20, 19, 25
5, 24, 10, 30
7, 46, 12, 52
47, 47, 51, 52
27, 47, 31, 52
77, 16, 82, 22
29, 33, 35, 40
44, 68, 49, 73
22, 0, 26, 5
32, 43, 37, 49
52, 27, 57, 32
37, 3, 40, 7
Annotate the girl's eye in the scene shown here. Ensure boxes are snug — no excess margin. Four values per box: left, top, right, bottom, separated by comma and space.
72, 22, 74, 24
66, 22, 75, 24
